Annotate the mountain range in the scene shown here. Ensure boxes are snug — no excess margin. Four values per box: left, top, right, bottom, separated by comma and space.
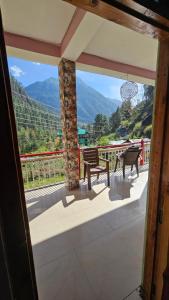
25, 77, 121, 123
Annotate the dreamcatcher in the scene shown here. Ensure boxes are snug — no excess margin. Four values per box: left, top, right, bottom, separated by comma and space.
120, 80, 138, 101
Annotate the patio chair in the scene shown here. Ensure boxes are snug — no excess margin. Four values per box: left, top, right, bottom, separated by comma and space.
83, 148, 110, 190
114, 147, 142, 178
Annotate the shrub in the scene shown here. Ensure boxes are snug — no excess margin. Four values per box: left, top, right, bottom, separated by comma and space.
143, 125, 152, 138
107, 132, 118, 140
132, 121, 142, 137
121, 120, 129, 127
97, 136, 109, 146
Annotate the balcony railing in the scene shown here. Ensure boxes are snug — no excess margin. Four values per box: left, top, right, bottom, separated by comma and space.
21, 139, 151, 190
21, 150, 65, 190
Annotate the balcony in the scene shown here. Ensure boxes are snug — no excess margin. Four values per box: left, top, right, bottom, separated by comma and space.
25, 141, 149, 300
21, 140, 150, 190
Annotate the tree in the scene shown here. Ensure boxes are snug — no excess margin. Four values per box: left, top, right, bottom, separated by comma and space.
120, 99, 132, 121
93, 114, 109, 139
143, 85, 154, 102
109, 107, 121, 132
102, 115, 109, 134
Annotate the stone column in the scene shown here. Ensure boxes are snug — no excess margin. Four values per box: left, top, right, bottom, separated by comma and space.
59, 58, 79, 190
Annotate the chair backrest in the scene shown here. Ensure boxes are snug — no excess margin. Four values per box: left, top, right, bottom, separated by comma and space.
123, 147, 142, 165
83, 148, 99, 166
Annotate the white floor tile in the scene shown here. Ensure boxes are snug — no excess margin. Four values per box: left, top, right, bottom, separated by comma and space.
26, 171, 148, 300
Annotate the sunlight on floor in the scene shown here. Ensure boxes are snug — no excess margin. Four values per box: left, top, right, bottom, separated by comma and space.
27, 171, 147, 241
26, 170, 147, 300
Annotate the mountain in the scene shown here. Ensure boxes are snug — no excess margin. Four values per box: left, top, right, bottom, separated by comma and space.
26, 77, 60, 110
25, 77, 121, 123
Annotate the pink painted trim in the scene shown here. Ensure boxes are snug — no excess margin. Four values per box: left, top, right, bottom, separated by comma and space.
4, 32, 60, 57
77, 53, 156, 80
4, 32, 156, 79
61, 8, 86, 55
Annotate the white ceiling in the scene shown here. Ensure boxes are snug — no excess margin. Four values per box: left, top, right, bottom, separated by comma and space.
85, 20, 158, 71
0, 0, 158, 83
0, 0, 76, 44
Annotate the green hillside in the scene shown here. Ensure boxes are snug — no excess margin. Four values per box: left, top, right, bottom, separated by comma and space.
96, 85, 154, 145
10, 76, 61, 154
120, 85, 153, 139
11, 75, 154, 154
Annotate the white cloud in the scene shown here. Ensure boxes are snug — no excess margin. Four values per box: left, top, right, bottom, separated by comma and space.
32, 62, 41, 65
10, 65, 25, 77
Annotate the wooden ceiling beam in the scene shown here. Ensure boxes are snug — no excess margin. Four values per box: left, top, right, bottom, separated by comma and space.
102, 1, 169, 31
63, 0, 169, 39
133, 0, 169, 20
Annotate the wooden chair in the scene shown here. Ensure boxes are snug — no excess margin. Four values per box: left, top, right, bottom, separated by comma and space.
114, 147, 142, 178
83, 148, 110, 190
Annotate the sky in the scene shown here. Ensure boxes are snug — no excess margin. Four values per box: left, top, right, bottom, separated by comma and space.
8, 56, 144, 101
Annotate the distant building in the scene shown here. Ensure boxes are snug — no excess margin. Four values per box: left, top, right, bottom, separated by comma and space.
57, 128, 89, 146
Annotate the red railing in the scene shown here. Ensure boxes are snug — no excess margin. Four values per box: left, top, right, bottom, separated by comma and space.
20, 149, 64, 158
20, 139, 150, 190
20, 140, 145, 158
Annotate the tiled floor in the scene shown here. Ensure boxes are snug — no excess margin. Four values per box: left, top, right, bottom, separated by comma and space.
26, 169, 148, 300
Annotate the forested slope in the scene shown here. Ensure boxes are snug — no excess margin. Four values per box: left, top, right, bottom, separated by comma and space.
10, 76, 61, 154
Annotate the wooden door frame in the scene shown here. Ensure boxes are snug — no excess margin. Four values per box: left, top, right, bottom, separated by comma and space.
64, 1, 169, 299
1, 0, 169, 298
0, 10, 38, 299
143, 39, 169, 299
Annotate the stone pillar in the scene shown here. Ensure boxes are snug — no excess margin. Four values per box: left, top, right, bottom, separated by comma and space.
59, 58, 79, 190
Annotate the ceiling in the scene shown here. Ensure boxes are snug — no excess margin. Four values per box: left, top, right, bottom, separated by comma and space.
85, 21, 158, 71
0, 0, 158, 84
1, 0, 75, 44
